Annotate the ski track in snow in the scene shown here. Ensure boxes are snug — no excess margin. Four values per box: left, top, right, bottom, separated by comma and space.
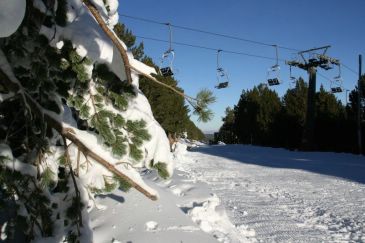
178, 145, 365, 243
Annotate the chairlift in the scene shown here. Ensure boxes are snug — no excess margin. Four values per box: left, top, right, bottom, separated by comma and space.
215, 50, 229, 89
331, 86, 343, 93
320, 62, 333, 70
159, 23, 175, 77
334, 63, 343, 81
319, 57, 333, 70
330, 64, 343, 93
288, 65, 296, 88
267, 45, 281, 86
289, 65, 296, 81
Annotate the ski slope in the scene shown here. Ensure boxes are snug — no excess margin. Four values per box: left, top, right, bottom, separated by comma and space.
179, 144, 365, 242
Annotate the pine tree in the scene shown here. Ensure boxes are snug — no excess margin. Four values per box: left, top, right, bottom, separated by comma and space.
217, 107, 237, 144
280, 78, 308, 149
233, 84, 281, 145
314, 85, 346, 151
0, 0, 214, 241
115, 24, 208, 140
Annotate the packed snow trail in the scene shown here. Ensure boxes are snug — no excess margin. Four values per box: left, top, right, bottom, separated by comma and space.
178, 144, 365, 242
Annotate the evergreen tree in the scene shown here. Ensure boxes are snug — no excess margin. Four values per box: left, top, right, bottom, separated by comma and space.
234, 84, 281, 145
115, 24, 206, 140
280, 78, 308, 149
314, 85, 346, 151
0, 0, 205, 241
345, 75, 365, 153
217, 107, 237, 144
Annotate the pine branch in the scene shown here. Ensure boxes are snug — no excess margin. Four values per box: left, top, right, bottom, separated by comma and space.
82, 0, 133, 85
0, 67, 158, 201
80, 1, 215, 122
62, 136, 83, 234
130, 65, 196, 102
130, 66, 215, 122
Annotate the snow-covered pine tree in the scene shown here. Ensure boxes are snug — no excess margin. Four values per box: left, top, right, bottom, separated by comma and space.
0, 0, 214, 241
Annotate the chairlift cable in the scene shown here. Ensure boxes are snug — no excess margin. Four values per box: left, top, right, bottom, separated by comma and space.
121, 14, 358, 77
135, 35, 283, 62
120, 14, 299, 51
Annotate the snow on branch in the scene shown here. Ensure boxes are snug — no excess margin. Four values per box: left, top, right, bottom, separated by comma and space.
0, 67, 158, 201
82, 0, 133, 85
81, 0, 215, 122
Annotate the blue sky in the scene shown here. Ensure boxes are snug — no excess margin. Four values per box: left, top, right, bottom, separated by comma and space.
118, 0, 365, 133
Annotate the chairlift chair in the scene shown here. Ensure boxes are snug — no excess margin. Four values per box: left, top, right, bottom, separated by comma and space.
331, 87, 343, 93
215, 50, 229, 89
159, 23, 175, 77
159, 49, 174, 76
330, 64, 343, 93
266, 45, 281, 86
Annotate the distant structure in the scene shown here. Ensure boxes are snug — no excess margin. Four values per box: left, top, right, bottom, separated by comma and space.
286, 46, 341, 150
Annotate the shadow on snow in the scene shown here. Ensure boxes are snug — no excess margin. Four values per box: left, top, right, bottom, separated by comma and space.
192, 144, 365, 184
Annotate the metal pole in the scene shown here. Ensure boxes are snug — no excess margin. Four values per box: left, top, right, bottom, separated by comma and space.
302, 66, 317, 150
358, 55, 362, 154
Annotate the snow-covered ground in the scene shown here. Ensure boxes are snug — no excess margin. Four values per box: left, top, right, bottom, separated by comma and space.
182, 144, 365, 242
90, 143, 365, 242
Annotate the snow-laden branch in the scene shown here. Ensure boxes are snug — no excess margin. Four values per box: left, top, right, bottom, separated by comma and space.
81, 0, 200, 107
129, 65, 197, 103
0, 67, 158, 201
82, 0, 133, 85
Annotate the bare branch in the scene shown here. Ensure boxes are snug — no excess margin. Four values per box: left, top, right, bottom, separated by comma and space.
130, 65, 197, 103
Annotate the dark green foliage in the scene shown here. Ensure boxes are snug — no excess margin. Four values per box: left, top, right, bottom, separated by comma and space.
115, 24, 206, 140
0, 166, 54, 239
194, 89, 216, 122
218, 76, 365, 154
152, 162, 170, 180
128, 143, 143, 161
111, 135, 127, 157
66, 197, 84, 222
277, 78, 308, 148
55, 0, 68, 27
115, 176, 132, 192
216, 107, 237, 144
232, 84, 281, 145
114, 23, 145, 60
40, 167, 56, 189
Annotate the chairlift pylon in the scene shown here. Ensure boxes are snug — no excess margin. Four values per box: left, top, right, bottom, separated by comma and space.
215, 49, 229, 89
267, 45, 281, 86
159, 23, 175, 77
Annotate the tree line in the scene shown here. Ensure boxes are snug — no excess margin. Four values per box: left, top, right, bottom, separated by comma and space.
114, 23, 205, 141
217, 77, 365, 154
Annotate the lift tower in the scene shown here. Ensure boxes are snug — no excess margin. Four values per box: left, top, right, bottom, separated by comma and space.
286, 46, 340, 150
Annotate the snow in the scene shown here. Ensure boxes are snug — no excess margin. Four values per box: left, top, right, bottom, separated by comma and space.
181, 144, 365, 242
1, 222, 7, 241
36, 0, 173, 198
89, 170, 216, 243
0, 143, 37, 177
145, 221, 159, 231
33, 0, 46, 13
0, 0, 26, 37
89, 141, 364, 242
89, 143, 255, 243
